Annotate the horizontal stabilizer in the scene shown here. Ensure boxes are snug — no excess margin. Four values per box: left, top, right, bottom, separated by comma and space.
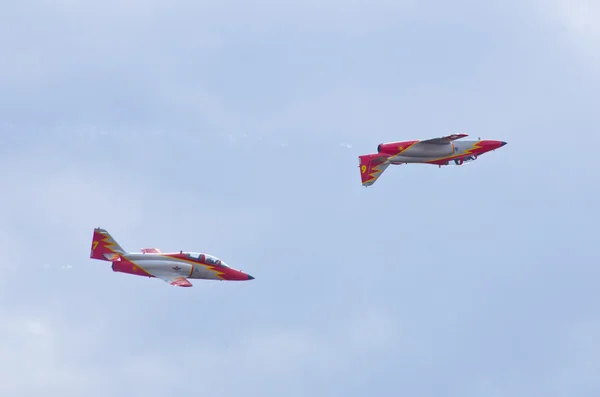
141, 248, 162, 254
103, 253, 121, 261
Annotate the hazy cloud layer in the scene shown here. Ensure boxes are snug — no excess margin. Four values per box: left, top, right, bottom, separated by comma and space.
1, 1, 599, 396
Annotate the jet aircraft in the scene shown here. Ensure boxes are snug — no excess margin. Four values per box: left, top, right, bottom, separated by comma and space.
90, 228, 254, 287
358, 133, 507, 186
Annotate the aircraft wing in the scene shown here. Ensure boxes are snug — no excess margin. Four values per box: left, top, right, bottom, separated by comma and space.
165, 276, 193, 287
143, 267, 193, 287
141, 248, 161, 253
419, 133, 468, 145
156, 273, 193, 287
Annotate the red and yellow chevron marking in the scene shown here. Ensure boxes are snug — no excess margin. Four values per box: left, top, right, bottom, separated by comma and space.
359, 154, 389, 185
98, 233, 116, 252
91, 230, 122, 261
367, 162, 386, 183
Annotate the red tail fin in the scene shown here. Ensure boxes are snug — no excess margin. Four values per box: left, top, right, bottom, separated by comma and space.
90, 228, 125, 261
358, 154, 390, 187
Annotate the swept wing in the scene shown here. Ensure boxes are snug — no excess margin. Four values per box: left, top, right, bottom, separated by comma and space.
139, 265, 194, 287
153, 271, 194, 287
418, 133, 468, 145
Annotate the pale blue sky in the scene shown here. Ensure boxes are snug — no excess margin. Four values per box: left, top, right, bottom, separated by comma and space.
1, 1, 599, 396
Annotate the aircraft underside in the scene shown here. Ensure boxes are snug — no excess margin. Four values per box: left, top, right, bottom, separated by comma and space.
390, 154, 478, 165
358, 134, 506, 186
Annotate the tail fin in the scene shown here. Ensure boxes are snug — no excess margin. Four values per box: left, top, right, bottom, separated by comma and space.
358, 154, 390, 187
90, 228, 126, 261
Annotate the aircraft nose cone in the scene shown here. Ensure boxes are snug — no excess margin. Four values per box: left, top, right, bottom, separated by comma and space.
500, 141, 507, 147
247, 274, 255, 280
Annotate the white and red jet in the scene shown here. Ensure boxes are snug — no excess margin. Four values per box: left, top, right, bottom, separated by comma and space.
358, 133, 507, 186
90, 228, 254, 287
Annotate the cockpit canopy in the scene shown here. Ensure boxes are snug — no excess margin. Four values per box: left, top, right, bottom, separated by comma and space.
184, 252, 229, 268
